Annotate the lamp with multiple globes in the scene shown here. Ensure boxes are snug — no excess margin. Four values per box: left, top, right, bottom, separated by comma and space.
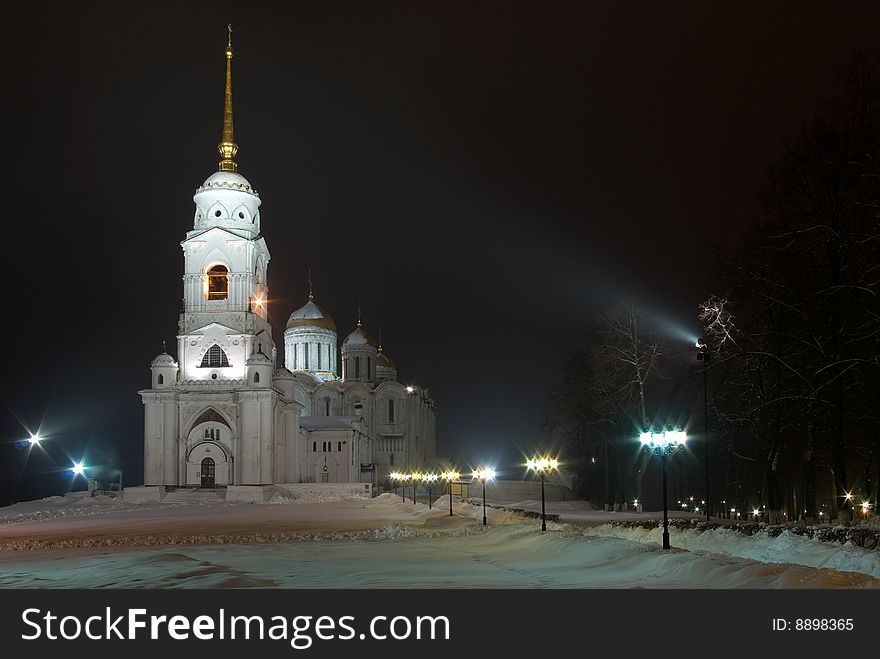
639, 428, 687, 550
422, 473, 439, 508
441, 470, 460, 516
526, 456, 560, 531
472, 467, 496, 526
389, 471, 405, 500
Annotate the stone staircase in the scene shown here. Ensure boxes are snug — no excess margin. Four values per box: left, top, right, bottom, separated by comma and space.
161, 488, 226, 505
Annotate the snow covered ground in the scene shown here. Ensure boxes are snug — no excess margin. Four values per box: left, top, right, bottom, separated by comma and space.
0, 493, 876, 588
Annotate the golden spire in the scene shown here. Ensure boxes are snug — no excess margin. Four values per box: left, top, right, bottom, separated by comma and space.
217, 23, 238, 172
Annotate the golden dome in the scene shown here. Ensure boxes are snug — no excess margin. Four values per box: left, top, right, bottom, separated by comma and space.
286, 298, 336, 331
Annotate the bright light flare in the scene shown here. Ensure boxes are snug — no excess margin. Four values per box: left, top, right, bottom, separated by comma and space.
27, 433, 41, 446
442, 470, 461, 481
526, 456, 559, 472
639, 429, 687, 449
473, 467, 496, 481
389, 471, 405, 481
71, 462, 86, 477
406, 386, 415, 393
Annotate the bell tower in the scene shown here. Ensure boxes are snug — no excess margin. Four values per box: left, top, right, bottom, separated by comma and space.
177, 25, 273, 383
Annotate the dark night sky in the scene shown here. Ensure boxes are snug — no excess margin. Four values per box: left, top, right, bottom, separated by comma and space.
2, 1, 878, 503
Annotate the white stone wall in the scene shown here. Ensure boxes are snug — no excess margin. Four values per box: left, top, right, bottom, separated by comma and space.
283, 326, 337, 379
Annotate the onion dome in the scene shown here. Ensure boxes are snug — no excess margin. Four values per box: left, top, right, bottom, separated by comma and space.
286, 298, 337, 331
376, 351, 395, 369
342, 325, 378, 349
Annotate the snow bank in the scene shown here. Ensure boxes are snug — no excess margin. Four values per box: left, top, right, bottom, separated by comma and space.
585, 523, 880, 579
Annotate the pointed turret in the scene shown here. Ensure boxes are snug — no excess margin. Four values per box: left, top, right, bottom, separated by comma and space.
218, 24, 239, 172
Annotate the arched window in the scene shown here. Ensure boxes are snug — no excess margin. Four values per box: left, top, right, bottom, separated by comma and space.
199, 344, 230, 368
388, 399, 395, 423
254, 371, 260, 383
207, 265, 229, 300
158, 374, 164, 385
355, 356, 361, 379
325, 399, 330, 416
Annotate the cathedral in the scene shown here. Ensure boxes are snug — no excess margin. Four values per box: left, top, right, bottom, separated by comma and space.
138, 31, 437, 500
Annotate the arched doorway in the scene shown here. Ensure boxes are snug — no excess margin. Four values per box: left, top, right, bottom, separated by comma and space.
201, 458, 215, 488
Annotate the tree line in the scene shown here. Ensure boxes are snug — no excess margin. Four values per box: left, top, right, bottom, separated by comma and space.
547, 56, 879, 524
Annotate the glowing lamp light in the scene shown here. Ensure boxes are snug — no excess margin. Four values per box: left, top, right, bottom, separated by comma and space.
753, 508, 760, 516
406, 386, 415, 394
27, 433, 41, 446
844, 491, 854, 502
442, 470, 461, 481
526, 457, 559, 472
473, 467, 496, 481
71, 462, 86, 477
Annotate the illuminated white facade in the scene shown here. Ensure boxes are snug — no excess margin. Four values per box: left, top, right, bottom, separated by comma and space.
282, 311, 439, 480
138, 33, 437, 494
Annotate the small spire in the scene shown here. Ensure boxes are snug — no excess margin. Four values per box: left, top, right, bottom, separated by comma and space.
217, 23, 238, 172
162, 339, 167, 354
357, 301, 362, 328
308, 267, 314, 299
377, 328, 383, 353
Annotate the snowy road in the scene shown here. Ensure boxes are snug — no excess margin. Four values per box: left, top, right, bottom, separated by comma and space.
0, 494, 877, 588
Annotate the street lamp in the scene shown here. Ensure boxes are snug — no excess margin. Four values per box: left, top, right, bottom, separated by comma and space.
389, 471, 405, 499
71, 462, 87, 477
640, 428, 687, 550
423, 473, 438, 508
408, 471, 420, 504
441, 470, 460, 516
696, 338, 711, 521
473, 467, 496, 526
526, 456, 559, 531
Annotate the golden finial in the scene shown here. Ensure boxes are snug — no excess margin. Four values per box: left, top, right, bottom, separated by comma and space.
217, 23, 238, 172
308, 267, 314, 299
377, 328, 383, 353
357, 302, 362, 328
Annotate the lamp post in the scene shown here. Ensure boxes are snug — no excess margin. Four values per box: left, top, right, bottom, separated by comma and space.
408, 471, 420, 504
390, 471, 404, 499
640, 429, 687, 550
423, 473, 438, 508
696, 338, 711, 520
442, 470, 460, 516
473, 467, 496, 525
526, 456, 559, 531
